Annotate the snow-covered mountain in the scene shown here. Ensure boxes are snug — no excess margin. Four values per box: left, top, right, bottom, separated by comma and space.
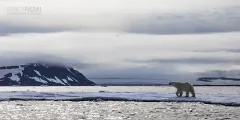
0, 63, 95, 86
197, 77, 240, 82
195, 77, 240, 85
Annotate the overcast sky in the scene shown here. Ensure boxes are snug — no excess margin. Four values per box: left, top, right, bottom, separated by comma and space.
0, 0, 240, 82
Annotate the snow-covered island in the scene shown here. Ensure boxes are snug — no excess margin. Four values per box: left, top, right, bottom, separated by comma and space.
0, 63, 95, 86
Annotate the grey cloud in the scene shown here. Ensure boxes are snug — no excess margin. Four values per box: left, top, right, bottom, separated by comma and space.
0, 51, 197, 82
192, 49, 240, 53
132, 57, 240, 65
197, 70, 240, 78
1, 6, 240, 35
0, 22, 70, 36
127, 7, 240, 34
84, 66, 197, 82
0, 52, 95, 69
224, 49, 240, 53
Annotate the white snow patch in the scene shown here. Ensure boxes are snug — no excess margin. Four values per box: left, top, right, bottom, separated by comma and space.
62, 79, 69, 85
67, 68, 76, 75
45, 77, 57, 83
29, 77, 48, 84
67, 76, 74, 81
18, 67, 24, 76
0, 67, 24, 80
10, 74, 20, 82
54, 76, 66, 85
34, 70, 41, 76
45, 77, 65, 85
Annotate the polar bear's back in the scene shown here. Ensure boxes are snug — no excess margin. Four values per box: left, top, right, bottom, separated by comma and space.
171, 82, 193, 91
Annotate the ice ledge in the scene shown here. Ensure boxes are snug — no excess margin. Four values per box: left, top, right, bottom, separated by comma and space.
0, 91, 239, 107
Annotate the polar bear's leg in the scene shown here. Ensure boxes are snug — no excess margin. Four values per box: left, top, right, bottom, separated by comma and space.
185, 91, 189, 97
176, 90, 183, 97
189, 85, 195, 97
176, 90, 181, 97
176, 91, 180, 97
190, 89, 195, 97
179, 91, 183, 97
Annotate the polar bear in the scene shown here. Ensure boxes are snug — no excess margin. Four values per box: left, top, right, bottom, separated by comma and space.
169, 82, 195, 97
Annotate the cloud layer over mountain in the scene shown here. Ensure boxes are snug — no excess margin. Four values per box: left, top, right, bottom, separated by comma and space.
0, 0, 240, 81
